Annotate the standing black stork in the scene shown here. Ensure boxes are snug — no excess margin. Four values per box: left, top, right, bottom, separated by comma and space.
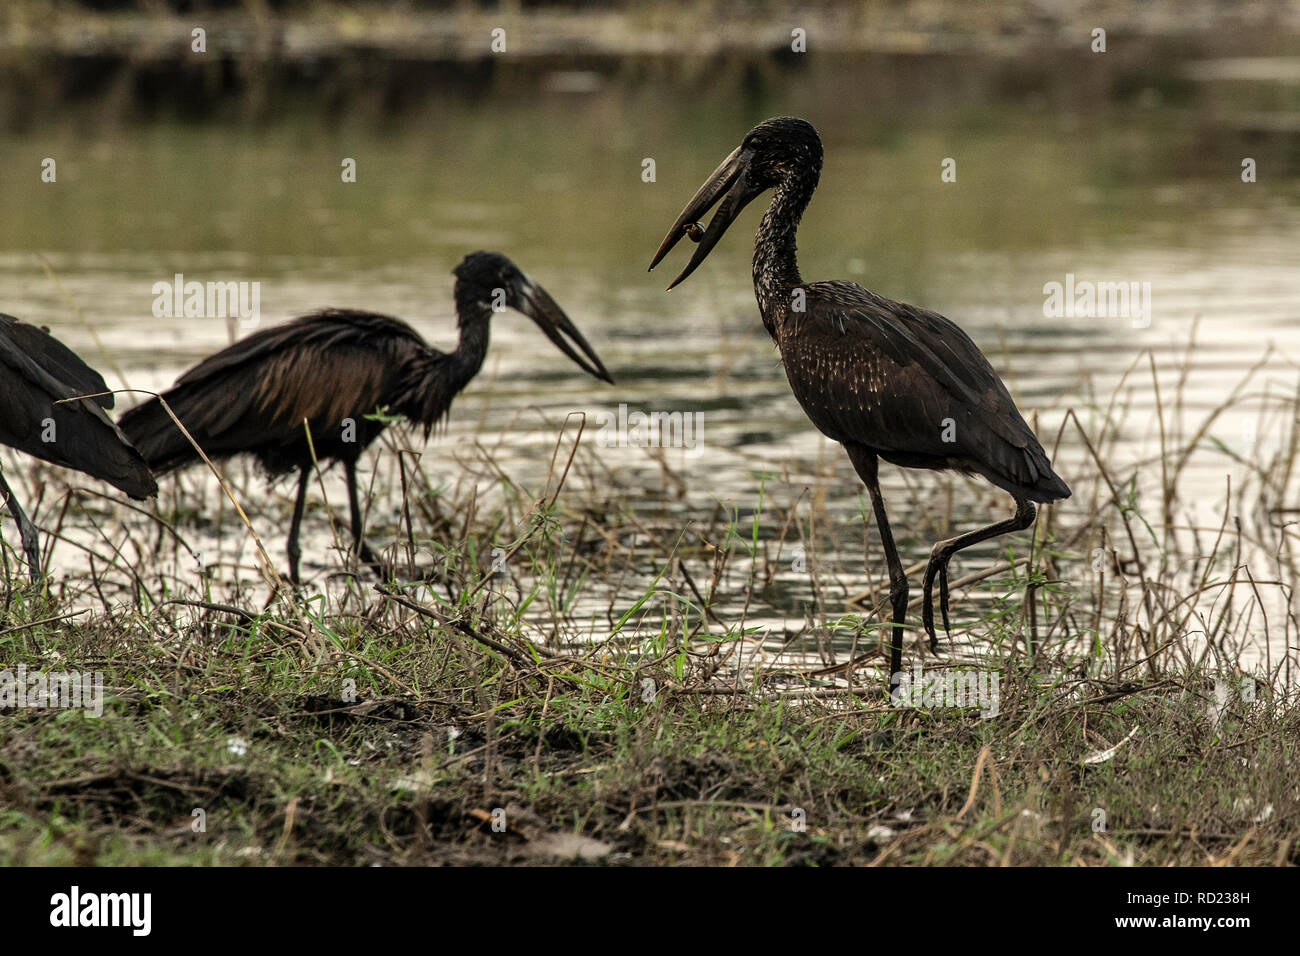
649, 117, 1070, 683
119, 251, 613, 585
0, 314, 157, 581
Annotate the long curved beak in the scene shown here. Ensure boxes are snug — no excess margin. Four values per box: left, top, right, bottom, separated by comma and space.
517, 278, 615, 384
648, 144, 758, 290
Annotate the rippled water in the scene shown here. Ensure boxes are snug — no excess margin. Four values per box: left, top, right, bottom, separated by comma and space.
1, 49, 1297, 665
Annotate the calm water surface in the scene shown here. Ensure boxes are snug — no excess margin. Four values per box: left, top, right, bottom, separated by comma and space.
1, 51, 1297, 667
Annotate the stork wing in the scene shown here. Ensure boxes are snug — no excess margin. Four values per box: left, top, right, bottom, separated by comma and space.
172, 310, 433, 436
119, 310, 453, 471
0, 315, 156, 498
780, 282, 1063, 497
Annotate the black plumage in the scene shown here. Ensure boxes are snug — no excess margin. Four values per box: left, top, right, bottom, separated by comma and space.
650, 117, 1069, 682
783, 282, 1067, 502
119, 251, 613, 584
0, 313, 157, 580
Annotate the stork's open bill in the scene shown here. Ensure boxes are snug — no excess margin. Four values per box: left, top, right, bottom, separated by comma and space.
649, 116, 1070, 685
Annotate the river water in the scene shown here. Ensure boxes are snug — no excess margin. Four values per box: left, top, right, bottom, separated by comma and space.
1, 47, 1297, 671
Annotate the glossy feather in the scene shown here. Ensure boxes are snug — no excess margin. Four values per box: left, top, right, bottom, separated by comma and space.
779, 281, 1069, 502
0, 313, 156, 499
119, 309, 468, 477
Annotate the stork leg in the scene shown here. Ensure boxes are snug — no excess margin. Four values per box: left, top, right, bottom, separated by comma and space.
922, 496, 1037, 652
844, 445, 907, 688
285, 464, 311, 586
0, 468, 42, 583
343, 459, 385, 578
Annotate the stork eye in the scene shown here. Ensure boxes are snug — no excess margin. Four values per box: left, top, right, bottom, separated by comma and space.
684, 221, 706, 243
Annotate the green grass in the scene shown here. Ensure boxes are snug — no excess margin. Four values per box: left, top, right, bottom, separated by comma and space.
2, 579, 1295, 866
3, 341, 1298, 865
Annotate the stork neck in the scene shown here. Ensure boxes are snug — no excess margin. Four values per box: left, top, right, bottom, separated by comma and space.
753, 174, 815, 338
451, 296, 493, 385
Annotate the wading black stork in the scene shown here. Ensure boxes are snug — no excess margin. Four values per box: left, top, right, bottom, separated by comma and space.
0, 314, 157, 581
649, 117, 1069, 682
120, 251, 613, 584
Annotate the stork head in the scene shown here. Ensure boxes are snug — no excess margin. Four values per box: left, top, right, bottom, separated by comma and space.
453, 251, 614, 384
648, 117, 823, 289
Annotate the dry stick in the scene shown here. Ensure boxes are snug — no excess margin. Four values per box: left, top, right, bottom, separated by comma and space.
1208, 515, 1245, 660
1091, 524, 1107, 654
1169, 482, 1266, 664
803, 457, 832, 663
38, 526, 142, 576
466, 411, 587, 600
844, 556, 929, 607
158, 599, 259, 625
554, 512, 588, 639
0, 478, 12, 598
300, 645, 420, 698
1171, 317, 1201, 469
1153, 353, 1276, 653
678, 558, 728, 636
957, 745, 999, 821
90, 389, 317, 656
76, 488, 202, 598
62, 390, 283, 588
0, 609, 88, 636
1241, 564, 1275, 679
1146, 573, 1288, 635
685, 684, 891, 701
302, 421, 347, 579
361, 446, 385, 579
79, 506, 149, 597
1148, 352, 1173, 552
1276, 374, 1300, 510
1062, 405, 1167, 675
702, 542, 735, 663
42, 487, 72, 577
1168, 347, 1273, 493
379, 588, 545, 671
397, 451, 418, 580
1091, 348, 1149, 469
532, 674, 556, 773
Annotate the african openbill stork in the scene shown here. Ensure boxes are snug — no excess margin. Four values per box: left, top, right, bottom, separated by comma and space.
649, 117, 1070, 682
0, 314, 157, 581
119, 251, 613, 585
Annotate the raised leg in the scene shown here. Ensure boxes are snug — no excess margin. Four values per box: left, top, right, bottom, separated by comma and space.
922, 496, 1037, 652
286, 464, 311, 586
844, 444, 908, 687
343, 458, 384, 577
0, 468, 42, 583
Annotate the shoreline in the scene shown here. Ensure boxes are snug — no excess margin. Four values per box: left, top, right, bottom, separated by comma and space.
3, 3, 1299, 61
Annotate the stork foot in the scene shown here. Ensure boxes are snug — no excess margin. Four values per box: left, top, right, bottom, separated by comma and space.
921, 549, 954, 654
